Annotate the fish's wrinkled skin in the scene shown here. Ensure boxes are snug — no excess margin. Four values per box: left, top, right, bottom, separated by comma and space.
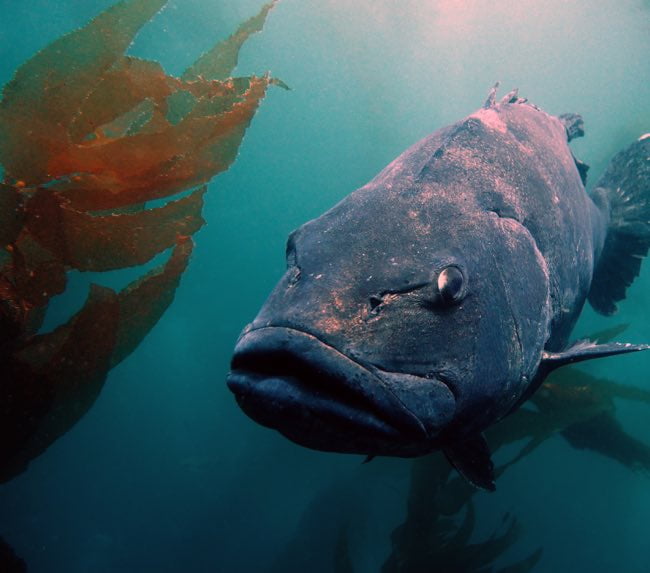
228, 89, 650, 490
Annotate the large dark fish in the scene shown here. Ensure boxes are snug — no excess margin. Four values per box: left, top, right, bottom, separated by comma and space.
227, 86, 650, 490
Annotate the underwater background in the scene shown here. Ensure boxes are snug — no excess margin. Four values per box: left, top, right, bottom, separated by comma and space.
1, 0, 649, 571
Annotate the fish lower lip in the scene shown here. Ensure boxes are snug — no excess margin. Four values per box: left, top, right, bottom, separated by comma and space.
227, 371, 403, 443
227, 327, 455, 452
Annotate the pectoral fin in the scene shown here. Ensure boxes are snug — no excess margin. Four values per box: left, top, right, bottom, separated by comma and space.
443, 433, 496, 492
542, 340, 649, 371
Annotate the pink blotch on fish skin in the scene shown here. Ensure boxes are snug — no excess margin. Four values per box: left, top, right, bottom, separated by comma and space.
470, 108, 508, 134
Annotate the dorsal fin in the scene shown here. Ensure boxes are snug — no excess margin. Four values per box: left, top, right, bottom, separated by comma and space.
500, 88, 520, 104
588, 136, 650, 315
483, 82, 500, 109
484, 83, 528, 108
559, 112, 585, 142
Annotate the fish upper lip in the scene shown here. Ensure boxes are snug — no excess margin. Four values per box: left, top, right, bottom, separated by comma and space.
228, 325, 456, 441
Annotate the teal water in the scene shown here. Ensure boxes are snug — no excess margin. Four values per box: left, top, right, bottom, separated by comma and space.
1, 1, 649, 571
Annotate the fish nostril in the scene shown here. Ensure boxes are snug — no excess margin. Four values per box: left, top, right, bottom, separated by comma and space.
287, 266, 301, 287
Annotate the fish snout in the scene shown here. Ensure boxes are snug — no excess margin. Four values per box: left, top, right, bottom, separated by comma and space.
227, 326, 455, 455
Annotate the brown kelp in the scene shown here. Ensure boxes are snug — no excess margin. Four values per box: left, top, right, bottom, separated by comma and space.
0, 0, 281, 483
382, 453, 542, 573
382, 326, 650, 571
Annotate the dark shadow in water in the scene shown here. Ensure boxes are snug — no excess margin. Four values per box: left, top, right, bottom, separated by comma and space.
0, 537, 26, 573
269, 479, 365, 573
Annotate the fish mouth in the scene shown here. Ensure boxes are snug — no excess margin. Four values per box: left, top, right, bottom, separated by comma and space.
227, 326, 456, 456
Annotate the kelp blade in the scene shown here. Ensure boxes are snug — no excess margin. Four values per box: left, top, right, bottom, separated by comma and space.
0, 0, 168, 184
0, 0, 278, 484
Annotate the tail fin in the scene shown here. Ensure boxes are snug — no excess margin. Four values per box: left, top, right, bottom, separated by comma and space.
588, 135, 650, 315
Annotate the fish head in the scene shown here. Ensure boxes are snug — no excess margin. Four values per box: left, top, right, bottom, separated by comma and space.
228, 177, 551, 456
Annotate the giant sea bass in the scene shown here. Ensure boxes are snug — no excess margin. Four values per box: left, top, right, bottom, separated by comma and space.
228, 87, 650, 490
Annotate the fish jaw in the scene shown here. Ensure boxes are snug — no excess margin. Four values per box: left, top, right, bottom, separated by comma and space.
227, 326, 456, 456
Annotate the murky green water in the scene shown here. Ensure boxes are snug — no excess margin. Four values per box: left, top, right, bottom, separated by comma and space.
1, 1, 649, 571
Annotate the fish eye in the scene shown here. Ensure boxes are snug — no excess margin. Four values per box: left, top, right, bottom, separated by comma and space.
437, 265, 466, 304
